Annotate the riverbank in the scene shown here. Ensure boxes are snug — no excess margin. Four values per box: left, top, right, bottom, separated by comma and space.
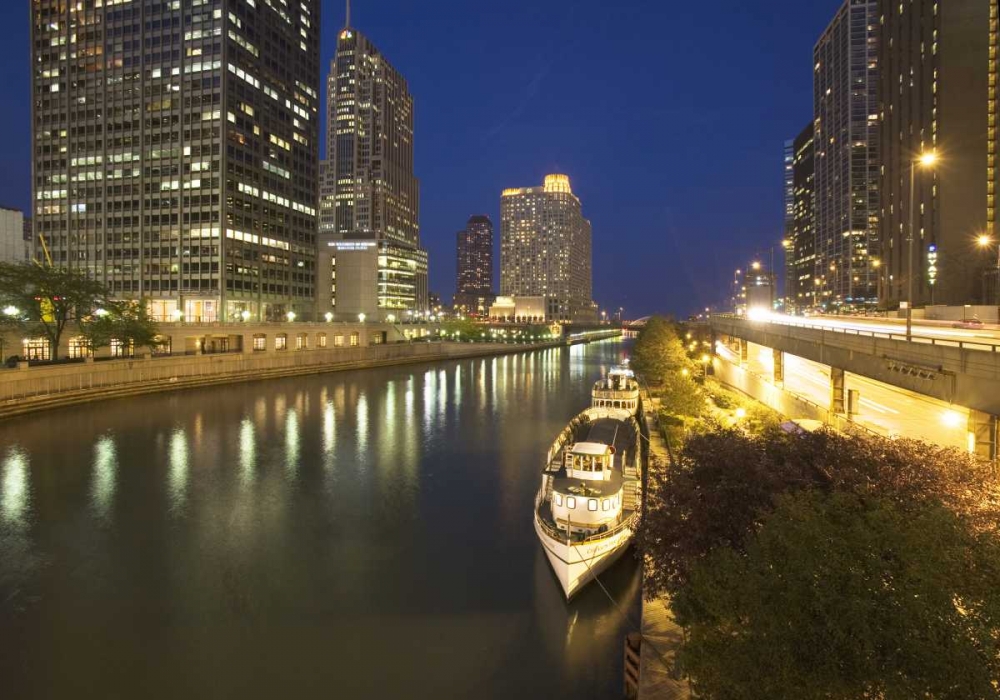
0, 339, 591, 419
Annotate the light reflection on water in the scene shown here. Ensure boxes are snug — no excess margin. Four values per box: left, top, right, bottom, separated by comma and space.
0, 340, 635, 699
1, 447, 29, 527
91, 435, 117, 520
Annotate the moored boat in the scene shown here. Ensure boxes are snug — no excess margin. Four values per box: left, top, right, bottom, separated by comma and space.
533, 405, 643, 599
591, 365, 640, 415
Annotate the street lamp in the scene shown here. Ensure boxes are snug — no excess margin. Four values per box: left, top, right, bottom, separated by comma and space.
286, 310, 296, 322
2, 305, 18, 317
977, 234, 1000, 305
240, 310, 251, 322
324, 311, 334, 322
358, 312, 366, 323
905, 151, 938, 341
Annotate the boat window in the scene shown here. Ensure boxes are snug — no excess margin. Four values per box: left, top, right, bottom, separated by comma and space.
566, 497, 576, 509
602, 499, 610, 511
555, 493, 563, 506
588, 499, 598, 512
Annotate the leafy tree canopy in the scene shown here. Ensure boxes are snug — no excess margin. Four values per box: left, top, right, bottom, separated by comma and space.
0, 262, 108, 357
631, 316, 693, 385
676, 490, 1000, 700
638, 428, 1000, 599
79, 298, 161, 352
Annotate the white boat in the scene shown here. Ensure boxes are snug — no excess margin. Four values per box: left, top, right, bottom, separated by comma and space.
591, 364, 640, 415
533, 405, 643, 599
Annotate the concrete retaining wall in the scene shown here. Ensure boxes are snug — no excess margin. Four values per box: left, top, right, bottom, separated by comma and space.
0, 341, 562, 418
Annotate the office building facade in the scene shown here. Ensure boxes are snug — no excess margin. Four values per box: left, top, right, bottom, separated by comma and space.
318, 18, 427, 320
500, 174, 594, 323
454, 214, 494, 315
878, 0, 998, 306
0, 207, 24, 264
30, 0, 321, 322
814, 0, 880, 310
789, 123, 817, 311
782, 138, 795, 309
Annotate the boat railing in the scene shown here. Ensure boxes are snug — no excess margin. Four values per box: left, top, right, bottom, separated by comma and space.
576, 511, 639, 545
592, 388, 640, 400
534, 487, 640, 546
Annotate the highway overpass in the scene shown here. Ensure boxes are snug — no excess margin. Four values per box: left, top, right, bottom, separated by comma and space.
708, 313, 1000, 459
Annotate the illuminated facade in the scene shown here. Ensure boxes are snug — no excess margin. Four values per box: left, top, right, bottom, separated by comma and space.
789, 123, 817, 310
30, 0, 321, 322
813, 0, 879, 309
454, 215, 494, 314
319, 16, 427, 318
878, 0, 998, 306
500, 175, 594, 323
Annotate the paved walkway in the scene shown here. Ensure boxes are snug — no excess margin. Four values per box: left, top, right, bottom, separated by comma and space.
637, 392, 692, 699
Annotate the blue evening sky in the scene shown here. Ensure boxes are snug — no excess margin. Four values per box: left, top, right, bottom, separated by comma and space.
0, 1, 840, 317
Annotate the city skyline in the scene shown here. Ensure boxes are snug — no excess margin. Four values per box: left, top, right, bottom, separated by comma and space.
0, 0, 844, 317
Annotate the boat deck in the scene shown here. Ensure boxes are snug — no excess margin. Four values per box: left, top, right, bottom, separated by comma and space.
537, 415, 641, 540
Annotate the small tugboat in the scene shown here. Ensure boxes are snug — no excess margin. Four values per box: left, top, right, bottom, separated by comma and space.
591, 364, 640, 415
533, 403, 643, 599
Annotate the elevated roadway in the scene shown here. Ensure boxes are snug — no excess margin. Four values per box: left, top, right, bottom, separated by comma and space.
709, 313, 1000, 458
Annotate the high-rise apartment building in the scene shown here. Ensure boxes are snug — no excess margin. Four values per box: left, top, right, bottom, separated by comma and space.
782, 138, 795, 309
500, 174, 594, 323
454, 215, 494, 315
318, 14, 427, 320
878, 0, 998, 306
789, 123, 817, 311
813, 0, 880, 310
30, 0, 321, 322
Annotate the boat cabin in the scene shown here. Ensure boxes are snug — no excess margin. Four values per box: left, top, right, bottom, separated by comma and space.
591, 367, 640, 413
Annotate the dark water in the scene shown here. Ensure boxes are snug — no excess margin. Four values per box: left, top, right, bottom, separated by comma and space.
0, 340, 640, 699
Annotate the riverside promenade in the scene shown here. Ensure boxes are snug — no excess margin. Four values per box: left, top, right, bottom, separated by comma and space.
636, 389, 692, 700
0, 330, 622, 418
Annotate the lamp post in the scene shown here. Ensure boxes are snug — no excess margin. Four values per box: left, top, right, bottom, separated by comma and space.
977, 234, 1000, 305
905, 151, 937, 341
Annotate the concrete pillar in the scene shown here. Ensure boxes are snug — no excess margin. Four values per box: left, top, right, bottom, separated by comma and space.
969, 410, 998, 461
830, 367, 846, 414
739, 338, 748, 365
772, 348, 784, 385
242, 334, 253, 354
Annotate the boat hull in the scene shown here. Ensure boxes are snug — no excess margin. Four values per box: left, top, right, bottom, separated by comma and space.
533, 515, 635, 599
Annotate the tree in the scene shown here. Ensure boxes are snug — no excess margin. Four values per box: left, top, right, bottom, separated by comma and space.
675, 490, 1000, 700
637, 428, 1000, 599
79, 298, 161, 354
0, 262, 108, 359
631, 316, 693, 385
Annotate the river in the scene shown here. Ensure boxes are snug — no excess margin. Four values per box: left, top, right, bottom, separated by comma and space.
0, 339, 641, 698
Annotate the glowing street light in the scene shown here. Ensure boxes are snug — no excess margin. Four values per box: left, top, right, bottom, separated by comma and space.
286, 311, 296, 322
240, 310, 251, 321
358, 312, 366, 323
94, 308, 109, 317
2, 305, 19, 317
171, 308, 184, 321
906, 151, 938, 340
324, 312, 334, 322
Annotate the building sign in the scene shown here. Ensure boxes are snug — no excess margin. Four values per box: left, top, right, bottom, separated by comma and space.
927, 245, 938, 287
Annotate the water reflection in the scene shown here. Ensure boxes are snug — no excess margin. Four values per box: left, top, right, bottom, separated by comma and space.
0, 339, 636, 699
239, 418, 256, 484
1, 447, 29, 527
168, 428, 188, 512
285, 408, 300, 476
91, 435, 117, 520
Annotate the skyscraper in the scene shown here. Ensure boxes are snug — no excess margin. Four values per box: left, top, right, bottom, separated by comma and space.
500, 174, 594, 323
30, 0, 321, 322
454, 215, 494, 315
318, 8, 427, 320
782, 138, 795, 309
789, 123, 817, 311
813, 0, 880, 310
878, 0, 998, 306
